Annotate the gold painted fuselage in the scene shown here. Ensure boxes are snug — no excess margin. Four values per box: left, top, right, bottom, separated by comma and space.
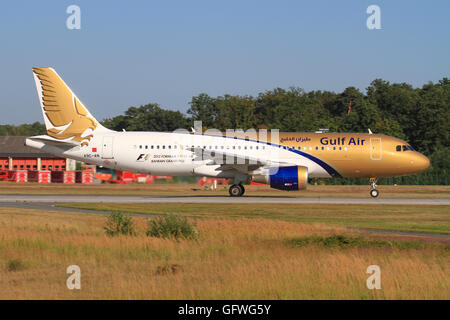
277, 132, 430, 178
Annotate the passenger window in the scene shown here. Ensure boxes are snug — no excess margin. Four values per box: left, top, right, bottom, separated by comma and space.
396, 145, 401, 152
402, 145, 407, 151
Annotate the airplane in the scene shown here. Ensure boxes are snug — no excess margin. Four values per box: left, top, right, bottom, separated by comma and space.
25, 68, 430, 197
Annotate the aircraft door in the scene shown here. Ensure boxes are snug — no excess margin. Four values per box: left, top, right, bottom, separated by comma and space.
370, 137, 382, 160
102, 136, 114, 159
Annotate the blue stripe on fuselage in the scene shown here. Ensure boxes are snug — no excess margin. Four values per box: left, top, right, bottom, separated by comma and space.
288, 148, 342, 178
200, 134, 343, 178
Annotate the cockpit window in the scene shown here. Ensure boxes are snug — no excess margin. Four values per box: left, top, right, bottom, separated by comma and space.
396, 145, 401, 152
400, 145, 415, 152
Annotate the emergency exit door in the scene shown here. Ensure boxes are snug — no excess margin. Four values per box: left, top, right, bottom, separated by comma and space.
102, 136, 114, 159
370, 138, 382, 160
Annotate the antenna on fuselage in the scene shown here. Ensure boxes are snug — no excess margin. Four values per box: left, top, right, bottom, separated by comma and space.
368, 128, 373, 134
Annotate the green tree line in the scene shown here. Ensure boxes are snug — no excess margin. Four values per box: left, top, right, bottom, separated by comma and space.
0, 122, 46, 136
2, 78, 449, 184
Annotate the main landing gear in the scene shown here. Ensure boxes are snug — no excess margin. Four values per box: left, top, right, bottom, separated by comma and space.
369, 178, 379, 198
229, 184, 245, 197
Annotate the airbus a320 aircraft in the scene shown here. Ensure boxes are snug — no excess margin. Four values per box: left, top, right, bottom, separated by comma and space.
26, 68, 430, 197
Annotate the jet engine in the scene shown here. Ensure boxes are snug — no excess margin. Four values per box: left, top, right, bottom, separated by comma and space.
252, 166, 308, 191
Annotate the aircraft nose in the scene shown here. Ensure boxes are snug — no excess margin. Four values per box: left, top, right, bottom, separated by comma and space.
414, 153, 430, 172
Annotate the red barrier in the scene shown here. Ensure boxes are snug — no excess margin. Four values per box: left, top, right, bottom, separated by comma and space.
198, 177, 227, 185
116, 171, 157, 184
39, 171, 51, 183
8, 170, 28, 182
50, 171, 63, 183
28, 171, 51, 183
76, 170, 94, 184
0, 170, 8, 181
27, 171, 39, 182
63, 171, 75, 184
82, 171, 93, 184
117, 171, 135, 183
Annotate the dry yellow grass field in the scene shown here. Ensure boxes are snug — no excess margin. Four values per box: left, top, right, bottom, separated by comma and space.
0, 207, 448, 299
61, 202, 450, 234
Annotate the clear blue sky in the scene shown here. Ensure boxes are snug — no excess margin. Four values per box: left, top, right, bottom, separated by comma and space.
0, 0, 449, 124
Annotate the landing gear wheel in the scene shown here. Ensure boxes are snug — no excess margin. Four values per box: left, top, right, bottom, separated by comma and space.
369, 177, 379, 198
370, 189, 379, 198
229, 184, 245, 197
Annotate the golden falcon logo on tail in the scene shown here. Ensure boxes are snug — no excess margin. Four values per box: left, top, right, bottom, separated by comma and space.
32, 67, 98, 147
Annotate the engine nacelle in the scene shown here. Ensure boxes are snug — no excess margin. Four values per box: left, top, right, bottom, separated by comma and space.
252, 166, 308, 191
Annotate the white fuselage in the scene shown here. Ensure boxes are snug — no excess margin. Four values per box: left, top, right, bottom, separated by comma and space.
26, 131, 332, 178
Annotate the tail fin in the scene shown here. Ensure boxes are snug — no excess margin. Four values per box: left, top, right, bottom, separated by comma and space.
32, 67, 111, 147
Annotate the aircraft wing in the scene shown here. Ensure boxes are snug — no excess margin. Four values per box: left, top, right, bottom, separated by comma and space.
187, 146, 295, 174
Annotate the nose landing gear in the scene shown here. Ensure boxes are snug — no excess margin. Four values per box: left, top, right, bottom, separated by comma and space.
229, 184, 245, 197
369, 178, 379, 198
